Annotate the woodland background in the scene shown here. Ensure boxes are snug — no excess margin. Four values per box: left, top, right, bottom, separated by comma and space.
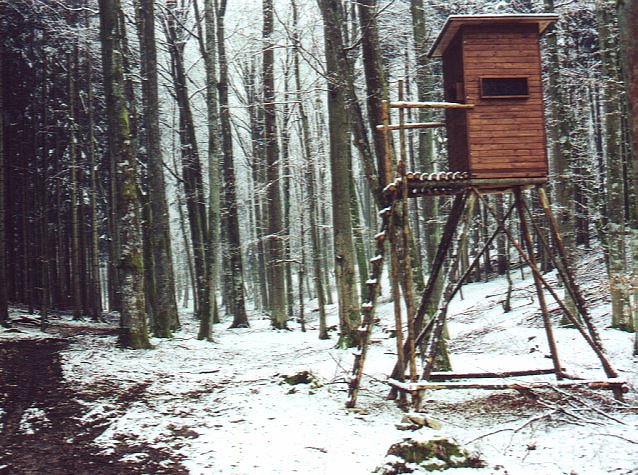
0, 0, 636, 355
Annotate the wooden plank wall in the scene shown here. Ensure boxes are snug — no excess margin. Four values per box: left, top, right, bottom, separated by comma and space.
462, 24, 548, 178
443, 35, 470, 172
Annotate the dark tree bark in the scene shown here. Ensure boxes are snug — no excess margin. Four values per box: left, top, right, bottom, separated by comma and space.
357, 0, 389, 193
164, 0, 211, 325
68, 47, 83, 320
86, 69, 102, 322
192, 0, 222, 338
217, 0, 249, 328
0, 36, 7, 327
617, 0, 638, 351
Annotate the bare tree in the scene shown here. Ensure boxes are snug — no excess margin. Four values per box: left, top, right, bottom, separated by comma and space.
617, 0, 638, 352
134, 0, 179, 337
318, 0, 360, 347
99, 0, 151, 348
0, 34, 7, 327
596, 0, 633, 331
263, 0, 288, 329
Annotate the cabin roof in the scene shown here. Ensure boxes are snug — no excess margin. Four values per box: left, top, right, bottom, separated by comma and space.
428, 14, 559, 58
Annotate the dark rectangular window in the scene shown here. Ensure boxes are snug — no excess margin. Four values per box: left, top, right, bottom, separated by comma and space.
480, 77, 529, 98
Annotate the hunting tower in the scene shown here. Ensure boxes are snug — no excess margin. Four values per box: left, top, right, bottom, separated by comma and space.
428, 14, 558, 179
345, 14, 626, 410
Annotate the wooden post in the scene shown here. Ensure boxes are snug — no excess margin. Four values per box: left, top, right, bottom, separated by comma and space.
388, 205, 406, 402
475, 189, 620, 382
535, 185, 603, 346
398, 79, 418, 385
513, 188, 564, 379
387, 191, 468, 397
381, 100, 393, 186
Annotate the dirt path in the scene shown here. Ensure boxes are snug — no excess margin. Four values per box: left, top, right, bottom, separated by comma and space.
0, 326, 187, 474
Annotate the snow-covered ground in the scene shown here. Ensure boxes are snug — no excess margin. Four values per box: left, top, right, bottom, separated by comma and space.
2, 255, 637, 474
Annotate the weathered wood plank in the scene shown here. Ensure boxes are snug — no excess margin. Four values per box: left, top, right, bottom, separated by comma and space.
428, 368, 561, 380
387, 378, 627, 392
375, 122, 445, 131
389, 101, 475, 109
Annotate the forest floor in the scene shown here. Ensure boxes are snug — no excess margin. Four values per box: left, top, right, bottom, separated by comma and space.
0, 251, 637, 474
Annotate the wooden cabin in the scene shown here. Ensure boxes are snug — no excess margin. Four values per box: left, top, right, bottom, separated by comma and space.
428, 14, 559, 179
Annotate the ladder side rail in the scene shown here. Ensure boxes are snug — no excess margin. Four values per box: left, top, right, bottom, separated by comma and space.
345, 208, 392, 409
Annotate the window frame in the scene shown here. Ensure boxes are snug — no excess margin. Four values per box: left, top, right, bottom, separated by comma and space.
479, 76, 530, 99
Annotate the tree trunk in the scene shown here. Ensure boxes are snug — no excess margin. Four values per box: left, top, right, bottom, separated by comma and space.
358, 0, 389, 194
410, 0, 440, 274
86, 71, 102, 321
292, 0, 327, 338
68, 48, 83, 320
134, 0, 178, 337
192, 0, 222, 337
597, 0, 633, 331
0, 36, 7, 327
319, 0, 361, 347
282, 65, 295, 320
164, 0, 210, 325
544, 0, 578, 321
263, 0, 287, 329
618, 0, 638, 350
99, 0, 151, 348
217, 0, 249, 328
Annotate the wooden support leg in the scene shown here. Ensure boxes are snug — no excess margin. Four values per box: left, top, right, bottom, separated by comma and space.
535, 186, 603, 346
387, 192, 468, 398
389, 204, 407, 406
421, 302, 451, 380
414, 192, 469, 331
419, 191, 511, 380
475, 189, 621, 386
397, 82, 418, 397
513, 188, 564, 379
535, 186, 623, 400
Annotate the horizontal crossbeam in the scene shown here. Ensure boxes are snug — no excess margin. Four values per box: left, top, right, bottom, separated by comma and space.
387, 378, 627, 392
388, 101, 475, 109
375, 122, 446, 130
428, 368, 560, 381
